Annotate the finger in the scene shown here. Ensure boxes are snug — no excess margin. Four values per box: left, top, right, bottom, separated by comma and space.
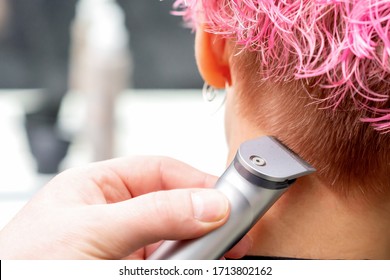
223, 235, 253, 259
52, 156, 218, 203
88, 188, 230, 258
100, 156, 218, 195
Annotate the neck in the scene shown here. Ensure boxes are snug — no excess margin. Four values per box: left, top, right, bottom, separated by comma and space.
247, 176, 390, 259
224, 106, 390, 259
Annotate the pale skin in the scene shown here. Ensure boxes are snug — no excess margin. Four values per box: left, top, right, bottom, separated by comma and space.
0, 28, 261, 260
195, 25, 390, 259
0, 157, 251, 259
1, 25, 389, 260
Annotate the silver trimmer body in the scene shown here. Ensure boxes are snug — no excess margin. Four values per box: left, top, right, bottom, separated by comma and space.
148, 136, 315, 260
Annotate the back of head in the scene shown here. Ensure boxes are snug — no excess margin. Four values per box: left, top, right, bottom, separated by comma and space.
175, 0, 390, 198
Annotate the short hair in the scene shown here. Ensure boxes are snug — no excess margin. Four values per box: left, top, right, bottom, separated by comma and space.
174, 0, 390, 198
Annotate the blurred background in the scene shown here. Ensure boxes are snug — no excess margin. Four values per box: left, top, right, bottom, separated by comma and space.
0, 0, 227, 229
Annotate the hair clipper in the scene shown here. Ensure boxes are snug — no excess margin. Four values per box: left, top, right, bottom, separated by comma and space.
148, 136, 315, 260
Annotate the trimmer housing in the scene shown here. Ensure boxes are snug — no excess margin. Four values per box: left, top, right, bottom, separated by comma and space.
148, 136, 315, 260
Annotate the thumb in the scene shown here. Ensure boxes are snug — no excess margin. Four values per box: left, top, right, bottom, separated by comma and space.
92, 188, 230, 257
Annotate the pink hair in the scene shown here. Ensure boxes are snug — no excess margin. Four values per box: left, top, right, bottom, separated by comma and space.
174, 0, 390, 132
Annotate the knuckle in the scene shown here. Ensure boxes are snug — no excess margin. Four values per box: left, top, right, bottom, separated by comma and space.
151, 191, 180, 222
149, 190, 200, 235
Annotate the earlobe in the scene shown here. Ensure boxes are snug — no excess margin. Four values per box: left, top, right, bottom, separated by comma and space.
195, 26, 232, 88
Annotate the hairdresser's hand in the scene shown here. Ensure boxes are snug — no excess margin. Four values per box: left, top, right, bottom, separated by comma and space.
0, 157, 251, 259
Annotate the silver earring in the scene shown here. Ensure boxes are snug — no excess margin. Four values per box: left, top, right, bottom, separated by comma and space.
202, 82, 227, 114
202, 83, 218, 102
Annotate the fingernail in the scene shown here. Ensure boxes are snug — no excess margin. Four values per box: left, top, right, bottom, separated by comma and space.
191, 190, 229, 222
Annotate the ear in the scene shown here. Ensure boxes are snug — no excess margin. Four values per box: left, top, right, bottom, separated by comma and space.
195, 25, 232, 88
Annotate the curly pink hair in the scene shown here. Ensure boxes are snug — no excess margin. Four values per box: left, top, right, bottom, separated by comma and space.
174, 0, 390, 133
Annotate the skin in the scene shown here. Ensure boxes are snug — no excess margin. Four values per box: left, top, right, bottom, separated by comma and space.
195, 26, 390, 259
1, 24, 388, 260
0, 156, 251, 259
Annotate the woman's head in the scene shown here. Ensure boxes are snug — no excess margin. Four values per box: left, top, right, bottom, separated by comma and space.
175, 0, 390, 197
